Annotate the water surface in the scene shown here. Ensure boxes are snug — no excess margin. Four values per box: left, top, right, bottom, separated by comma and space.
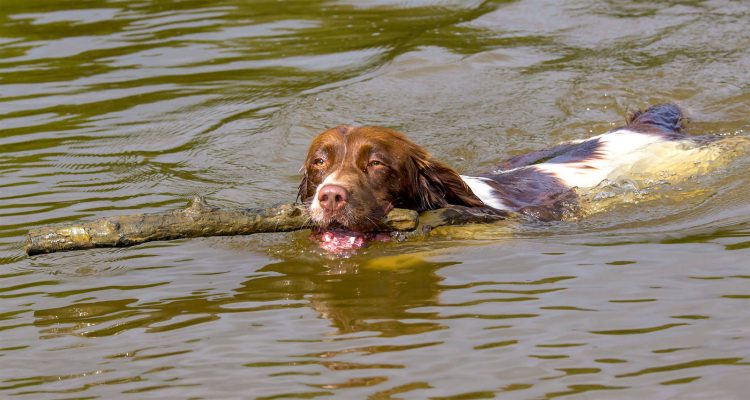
2, 0, 750, 398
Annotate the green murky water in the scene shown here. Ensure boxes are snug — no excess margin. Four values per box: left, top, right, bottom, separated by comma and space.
2, 1, 750, 398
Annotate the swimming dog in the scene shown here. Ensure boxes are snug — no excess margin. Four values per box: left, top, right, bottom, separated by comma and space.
298, 104, 740, 251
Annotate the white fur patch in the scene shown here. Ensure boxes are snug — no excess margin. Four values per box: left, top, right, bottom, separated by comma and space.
460, 175, 510, 210
532, 129, 666, 189
309, 172, 343, 219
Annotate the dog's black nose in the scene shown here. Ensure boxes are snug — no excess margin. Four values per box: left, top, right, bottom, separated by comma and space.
318, 184, 349, 212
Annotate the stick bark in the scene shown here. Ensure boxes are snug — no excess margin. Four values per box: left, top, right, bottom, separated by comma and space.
24, 196, 508, 256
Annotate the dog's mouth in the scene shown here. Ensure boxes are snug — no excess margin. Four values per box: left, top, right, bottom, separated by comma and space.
308, 202, 394, 254
311, 227, 390, 254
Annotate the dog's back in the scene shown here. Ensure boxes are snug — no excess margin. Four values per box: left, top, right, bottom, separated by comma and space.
462, 104, 745, 220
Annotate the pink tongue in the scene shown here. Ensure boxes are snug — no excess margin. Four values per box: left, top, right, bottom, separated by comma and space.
314, 229, 390, 254
319, 230, 366, 253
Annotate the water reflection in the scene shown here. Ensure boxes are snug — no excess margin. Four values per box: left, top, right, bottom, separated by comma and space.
256, 257, 453, 335
2, 235, 747, 397
32, 254, 453, 338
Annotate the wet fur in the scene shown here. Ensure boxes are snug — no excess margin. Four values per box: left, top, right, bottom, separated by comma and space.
299, 103, 716, 228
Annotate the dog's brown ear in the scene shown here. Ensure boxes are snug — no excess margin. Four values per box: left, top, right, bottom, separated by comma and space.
407, 154, 485, 211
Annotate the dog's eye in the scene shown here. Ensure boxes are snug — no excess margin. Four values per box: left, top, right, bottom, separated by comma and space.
367, 160, 383, 167
313, 158, 325, 166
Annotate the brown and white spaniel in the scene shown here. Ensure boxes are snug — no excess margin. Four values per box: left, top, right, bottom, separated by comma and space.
297, 104, 719, 252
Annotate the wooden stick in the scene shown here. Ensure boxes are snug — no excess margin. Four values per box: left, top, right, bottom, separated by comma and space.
24, 196, 508, 256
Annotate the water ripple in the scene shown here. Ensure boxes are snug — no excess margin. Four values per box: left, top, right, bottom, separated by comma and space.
2, 0, 750, 398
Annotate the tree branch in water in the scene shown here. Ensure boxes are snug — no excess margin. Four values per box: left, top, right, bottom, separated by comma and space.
24, 196, 508, 256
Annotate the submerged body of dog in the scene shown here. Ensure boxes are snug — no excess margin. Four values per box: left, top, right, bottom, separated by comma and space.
297, 104, 743, 252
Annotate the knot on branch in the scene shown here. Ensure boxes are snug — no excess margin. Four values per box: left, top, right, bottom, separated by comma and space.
186, 196, 215, 215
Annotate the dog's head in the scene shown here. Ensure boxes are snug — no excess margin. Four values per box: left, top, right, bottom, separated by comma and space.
298, 125, 484, 239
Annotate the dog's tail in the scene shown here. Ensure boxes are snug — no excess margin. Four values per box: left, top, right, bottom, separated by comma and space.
627, 103, 686, 135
